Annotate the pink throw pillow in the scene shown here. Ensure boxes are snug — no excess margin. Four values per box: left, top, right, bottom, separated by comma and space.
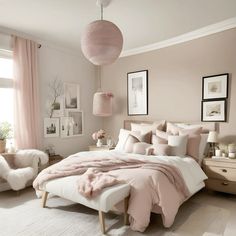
133, 142, 152, 155
179, 127, 202, 159
151, 144, 170, 156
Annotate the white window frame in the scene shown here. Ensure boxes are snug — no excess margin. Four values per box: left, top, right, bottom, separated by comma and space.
0, 49, 13, 88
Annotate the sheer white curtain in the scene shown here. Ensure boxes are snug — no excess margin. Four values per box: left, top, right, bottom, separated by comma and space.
12, 36, 41, 149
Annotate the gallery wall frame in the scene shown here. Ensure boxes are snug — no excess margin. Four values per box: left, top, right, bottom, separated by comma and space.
202, 73, 229, 100
127, 70, 148, 116
60, 110, 84, 138
64, 83, 80, 110
201, 99, 227, 122
44, 118, 60, 138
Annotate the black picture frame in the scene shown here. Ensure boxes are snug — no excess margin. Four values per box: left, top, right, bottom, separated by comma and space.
201, 99, 227, 122
202, 73, 229, 100
127, 70, 148, 116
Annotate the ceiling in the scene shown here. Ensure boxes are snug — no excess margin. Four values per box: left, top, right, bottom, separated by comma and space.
0, 0, 236, 53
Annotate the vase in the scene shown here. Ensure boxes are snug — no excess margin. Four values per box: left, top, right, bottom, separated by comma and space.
96, 139, 103, 147
0, 139, 6, 153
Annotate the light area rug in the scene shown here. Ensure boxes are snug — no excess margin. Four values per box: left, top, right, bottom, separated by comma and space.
0, 187, 236, 236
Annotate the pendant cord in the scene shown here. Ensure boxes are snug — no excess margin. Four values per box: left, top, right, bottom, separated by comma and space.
101, 4, 103, 20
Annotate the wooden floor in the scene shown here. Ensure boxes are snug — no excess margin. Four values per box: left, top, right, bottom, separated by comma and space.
0, 187, 236, 236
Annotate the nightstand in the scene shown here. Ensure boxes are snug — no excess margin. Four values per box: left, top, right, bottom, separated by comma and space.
202, 157, 236, 194
89, 145, 115, 151
48, 154, 64, 166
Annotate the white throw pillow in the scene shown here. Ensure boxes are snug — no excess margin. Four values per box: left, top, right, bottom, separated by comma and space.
168, 135, 188, 157
115, 129, 140, 151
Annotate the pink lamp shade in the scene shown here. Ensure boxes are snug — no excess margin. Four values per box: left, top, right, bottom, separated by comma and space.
93, 92, 114, 116
81, 20, 123, 65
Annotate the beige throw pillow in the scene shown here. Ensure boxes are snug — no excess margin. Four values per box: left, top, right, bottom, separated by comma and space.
124, 135, 140, 153
166, 122, 183, 135
179, 127, 202, 160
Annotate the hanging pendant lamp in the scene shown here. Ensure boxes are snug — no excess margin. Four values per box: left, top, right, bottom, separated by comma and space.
81, 0, 123, 65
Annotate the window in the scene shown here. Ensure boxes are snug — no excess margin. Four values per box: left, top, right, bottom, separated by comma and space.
0, 51, 14, 146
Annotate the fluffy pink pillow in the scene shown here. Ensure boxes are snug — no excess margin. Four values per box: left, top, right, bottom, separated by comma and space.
179, 127, 202, 159
124, 135, 140, 153
166, 122, 183, 135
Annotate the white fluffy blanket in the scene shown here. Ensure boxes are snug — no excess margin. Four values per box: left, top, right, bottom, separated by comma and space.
0, 149, 48, 191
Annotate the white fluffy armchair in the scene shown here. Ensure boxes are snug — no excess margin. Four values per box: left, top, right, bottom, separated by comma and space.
0, 149, 48, 192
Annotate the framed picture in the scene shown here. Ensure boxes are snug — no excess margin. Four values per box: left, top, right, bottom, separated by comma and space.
201, 99, 227, 122
60, 117, 74, 138
44, 118, 60, 138
52, 96, 64, 117
202, 73, 229, 100
60, 111, 83, 138
127, 70, 148, 116
64, 83, 80, 110
68, 110, 83, 136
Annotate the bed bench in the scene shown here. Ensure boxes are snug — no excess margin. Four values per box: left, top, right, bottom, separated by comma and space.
40, 176, 130, 234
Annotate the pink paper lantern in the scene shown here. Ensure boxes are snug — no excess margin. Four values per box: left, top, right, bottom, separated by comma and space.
81, 20, 123, 65
93, 92, 114, 116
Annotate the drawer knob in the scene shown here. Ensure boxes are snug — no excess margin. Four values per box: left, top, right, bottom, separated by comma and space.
221, 169, 227, 173
221, 182, 229, 186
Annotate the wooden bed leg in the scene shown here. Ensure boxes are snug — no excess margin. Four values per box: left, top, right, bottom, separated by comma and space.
42, 191, 48, 208
124, 196, 129, 225
99, 210, 105, 234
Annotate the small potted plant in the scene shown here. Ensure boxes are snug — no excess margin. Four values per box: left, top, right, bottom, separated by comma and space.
0, 122, 12, 153
92, 129, 106, 147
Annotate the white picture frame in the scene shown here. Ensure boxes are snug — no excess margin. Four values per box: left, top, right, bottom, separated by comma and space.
60, 111, 83, 138
68, 110, 83, 136
52, 96, 64, 117
64, 83, 80, 110
127, 70, 148, 116
44, 118, 60, 138
60, 116, 74, 138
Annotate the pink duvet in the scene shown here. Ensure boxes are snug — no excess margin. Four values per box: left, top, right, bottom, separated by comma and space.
33, 152, 190, 232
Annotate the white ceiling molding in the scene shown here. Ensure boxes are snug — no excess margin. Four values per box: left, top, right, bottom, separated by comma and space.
121, 17, 236, 58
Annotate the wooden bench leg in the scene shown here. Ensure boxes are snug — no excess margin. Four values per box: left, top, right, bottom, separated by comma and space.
42, 191, 48, 208
99, 210, 105, 234
124, 196, 129, 225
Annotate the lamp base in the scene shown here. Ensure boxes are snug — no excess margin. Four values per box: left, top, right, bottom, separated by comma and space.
208, 142, 216, 158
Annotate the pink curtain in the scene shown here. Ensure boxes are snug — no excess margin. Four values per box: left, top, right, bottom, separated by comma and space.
13, 36, 41, 149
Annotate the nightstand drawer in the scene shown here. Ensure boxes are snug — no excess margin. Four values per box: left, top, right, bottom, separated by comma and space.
205, 179, 236, 194
204, 165, 236, 181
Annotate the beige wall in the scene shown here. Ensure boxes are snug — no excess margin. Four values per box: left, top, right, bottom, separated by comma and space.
39, 45, 102, 157
101, 28, 236, 144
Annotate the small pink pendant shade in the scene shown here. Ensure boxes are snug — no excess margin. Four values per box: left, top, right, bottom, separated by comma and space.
81, 20, 123, 65
93, 92, 113, 116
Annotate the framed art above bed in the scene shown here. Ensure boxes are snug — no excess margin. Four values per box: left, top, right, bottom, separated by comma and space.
202, 73, 228, 100
127, 70, 148, 116
201, 99, 227, 122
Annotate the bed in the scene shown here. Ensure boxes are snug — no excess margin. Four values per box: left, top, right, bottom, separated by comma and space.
34, 120, 216, 233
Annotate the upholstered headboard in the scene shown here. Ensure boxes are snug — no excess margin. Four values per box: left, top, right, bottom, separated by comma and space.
124, 120, 216, 133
